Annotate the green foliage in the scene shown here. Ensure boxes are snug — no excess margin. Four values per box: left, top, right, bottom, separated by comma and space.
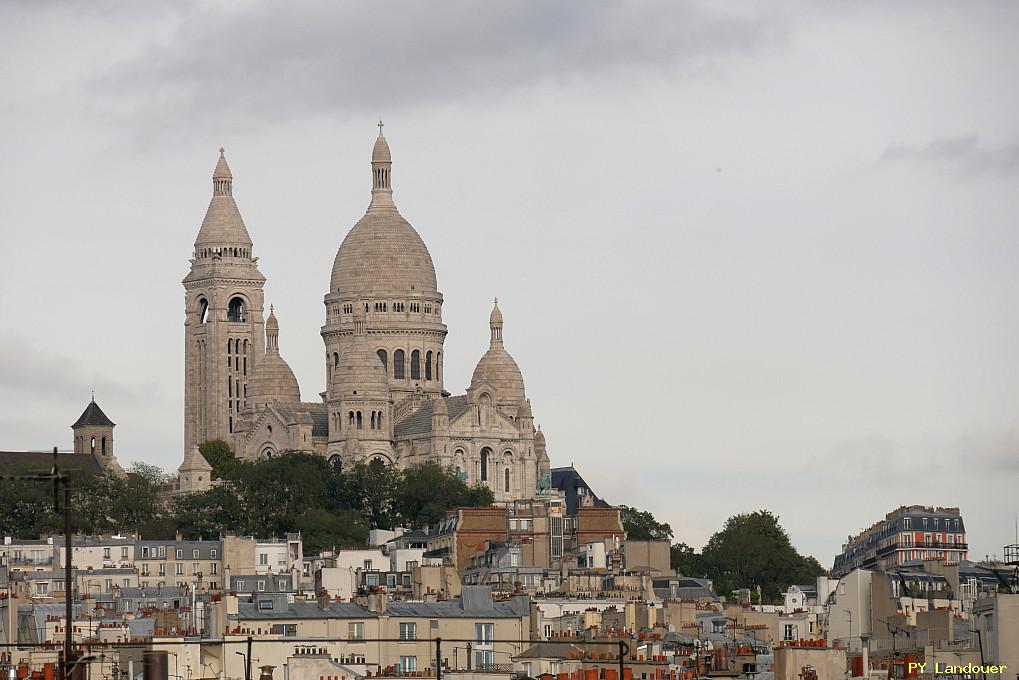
670, 510, 823, 603
619, 505, 674, 541
0, 450, 497, 556
395, 461, 495, 529
199, 439, 236, 479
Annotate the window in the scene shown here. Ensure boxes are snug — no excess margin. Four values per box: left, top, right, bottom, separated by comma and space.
104, 547, 111, 559
257, 599, 273, 610
227, 297, 246, 322
37, 582, 48, 595
377, 349, 388, 373
399, 622, 416, 640
364, 559, 373, 571
480, 448, 491, 482
425, 351, 432, 381
198, 297, 209, 323
259, 553, 268, 566
176, 563, 184, 576
349, 622, 365, 640
783, 624, 795, 641
159, 564, 166, 576
387, 573, 397, 587
270, 623, 297, 637
904, 518, 911, 530
192, 563, 200, 574
257, 580, 266, 591
410, 350, 421, 380
142, 563, 150, 576
504, 468, 510, 493
922, 518, 928, 530
176, 549, 183, 559
394, 350, 405, 379
475, 623, 494, 668
158, 546, 166, 557
210, 549, 218, 559
142, 547, 150, 558
105, 579, 113, 591
399, 657, 417, 675
211, 563, 218, 575
121, 547, 129, 559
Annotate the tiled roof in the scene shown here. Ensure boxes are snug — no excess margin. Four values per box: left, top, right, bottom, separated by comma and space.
394, 396, 470, 438
0, 451, 102, 477
552, 467, 610, 515
71, 400, 115, 428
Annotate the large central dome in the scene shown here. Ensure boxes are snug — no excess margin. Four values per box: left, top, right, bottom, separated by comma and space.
329, 132, 438, 296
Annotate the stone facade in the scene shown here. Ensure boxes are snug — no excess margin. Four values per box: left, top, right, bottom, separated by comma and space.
179, 130, 551, 502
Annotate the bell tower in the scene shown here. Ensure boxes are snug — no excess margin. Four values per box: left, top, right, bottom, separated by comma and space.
183, 149, 266, 455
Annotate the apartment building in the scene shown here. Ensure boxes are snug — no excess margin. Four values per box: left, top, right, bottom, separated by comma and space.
832, 505, 967, 577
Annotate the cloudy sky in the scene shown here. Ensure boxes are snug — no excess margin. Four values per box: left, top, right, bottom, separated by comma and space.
2, 1, 1017, 565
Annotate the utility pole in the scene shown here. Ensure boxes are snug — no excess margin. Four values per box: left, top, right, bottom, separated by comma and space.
2, 447, 74, 679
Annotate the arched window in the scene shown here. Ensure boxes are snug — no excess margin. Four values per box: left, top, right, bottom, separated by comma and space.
410, 350, 421, 380
227, 297, 246, 322
101, 437, 107, 456
198, 297, 209, 324
393, 350, 405, 379
425, 351, 433, 381
329, 455, 342, 472
349, 411, 355, 427
504, 468, 510, 493
370, 412, 376, 429
437, 352, 442, 382
377, 349, 388, 373
356, 411, 363, 430
376, 411, 383, 430
333, 352, 340, 369
90, 437, 96, 455
480, 447, 491, 482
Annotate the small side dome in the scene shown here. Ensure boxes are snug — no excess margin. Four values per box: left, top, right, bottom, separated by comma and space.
249, 355, 301, 408
470, 300, 525, 405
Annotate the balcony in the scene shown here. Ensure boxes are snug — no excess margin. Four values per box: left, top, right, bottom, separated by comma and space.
9, 557, 53, 566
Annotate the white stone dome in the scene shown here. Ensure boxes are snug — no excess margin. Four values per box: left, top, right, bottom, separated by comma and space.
249, 354, 301, 408
471, 346, 526, 404
470, 301, 525, 404
330, 131, 437, 296
330, 209, 437, 295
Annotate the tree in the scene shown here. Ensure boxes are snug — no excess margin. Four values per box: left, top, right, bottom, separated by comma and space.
670, 542, 705, 576
619, 505, 673, 541
338, 459, 404, 530
174, 485, 249, 539
699, 510, 823, 603
199, 439, 236, 479
395, 462, 495, 528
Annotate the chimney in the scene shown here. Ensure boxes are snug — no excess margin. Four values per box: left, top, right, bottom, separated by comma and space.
259, 666, 276, 680
367, 591, 389, 613
317, 589, 331, 611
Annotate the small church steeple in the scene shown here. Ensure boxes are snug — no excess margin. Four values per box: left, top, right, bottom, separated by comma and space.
71, 395, 125, 477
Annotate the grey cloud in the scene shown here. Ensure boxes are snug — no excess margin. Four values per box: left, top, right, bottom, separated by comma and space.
0, 335, 154, 404
881, 135, 1019, 177
951, 428, 1019, 473
89, 1, 784, 135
